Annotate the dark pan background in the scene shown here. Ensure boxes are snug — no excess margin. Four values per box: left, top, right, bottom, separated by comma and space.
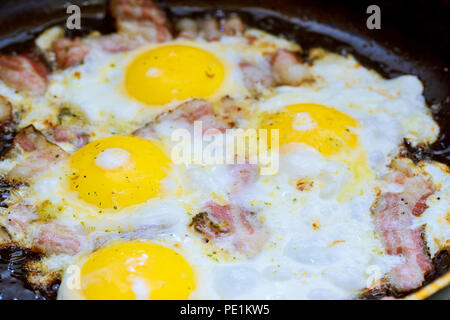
0, 0, 448, 299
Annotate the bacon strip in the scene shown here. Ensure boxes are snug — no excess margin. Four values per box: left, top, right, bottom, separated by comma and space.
175, 18, 198, 39
222, 15, 245, 36
110, 0, 171, 43
190, 201, 267, 255
52, 37, 91, 69
34, 223, 84, 255
372, 162, 434, 292
7, 125, 67, 182
110, 0, 166, 24
216, 96, 248, 128
51, 125, 89, 149
133, 121, 159, 140
0, 54, 48, 95
270, 49, 312, 86
239, 60, 276, 95
202, 18, 221, 42
383, 170, 434, 217
133, 99, 229, 138
99, 34, 140, 53
170, 99, 228, 133
4, 203, 37, 233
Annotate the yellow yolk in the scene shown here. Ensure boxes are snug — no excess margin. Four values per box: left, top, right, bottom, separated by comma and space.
261, 103, 374, 199
125, 44, 225, 105
69, 136, 170, 210
261, 103, 359, 155
80, 242, 195, 300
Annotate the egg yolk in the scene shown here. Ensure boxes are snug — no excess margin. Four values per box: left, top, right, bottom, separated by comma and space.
125, 44, 225, 105
261, 103, 359, 155
70, 136, 170, 210
80, 242, 195, 300
261, 103, 374, 200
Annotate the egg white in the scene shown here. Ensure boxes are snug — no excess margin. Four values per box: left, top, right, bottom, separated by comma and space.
0, 28, 447, 300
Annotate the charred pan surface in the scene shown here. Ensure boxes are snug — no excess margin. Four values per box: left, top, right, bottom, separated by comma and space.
0, 179, 19, 208
359, 248, 450, 299
0, 244, 59, 300
0, 121, 15, 159
0, 96, 16, 159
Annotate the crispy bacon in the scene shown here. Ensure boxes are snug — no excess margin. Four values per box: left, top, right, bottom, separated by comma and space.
216, 96, 248, 128
116, 20, 171, 42
5, 203, 37, 233
99, 34, 140, 53
222, 15, 245, 36
383, 169, 434, 217
372, 162, 434, 292
110, 0, 171, 43
173, 99, 229, 132
190, 201, 267, 255
175, 18, 198, 39
239, 60, 276, 94
173, 99, 216, 123
270, 49, 312, 86
202, 18, 221, 41
110, 0, 166, 24
191, 211, 231, 239
133, 121, 159, 140
134, 99, 229, 138
52, 37, 91, 69
412, 195, 430, 217
0, 54, 48, 95
34, 223, 84, 255
7, 125, 67, 182
51, 125, 89, 149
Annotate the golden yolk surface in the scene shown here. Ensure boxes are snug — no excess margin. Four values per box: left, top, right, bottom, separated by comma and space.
125, 44, 225, 105
80, 242, 195, 300
69, 136, 170, 210
261, 103, 359, 155
261, 103, 374, 200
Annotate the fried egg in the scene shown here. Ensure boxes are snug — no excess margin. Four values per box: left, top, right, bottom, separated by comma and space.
0, 21, 447, 301
51, 51, 448, 300
58, 241, 196, 300
27, 135, 184, 234
45, 39, 259, 129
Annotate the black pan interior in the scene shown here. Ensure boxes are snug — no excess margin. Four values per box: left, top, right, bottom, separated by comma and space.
0, 0, 448, 300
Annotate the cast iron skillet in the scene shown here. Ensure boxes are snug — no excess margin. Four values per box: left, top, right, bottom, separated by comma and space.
0, 0, 448, 300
